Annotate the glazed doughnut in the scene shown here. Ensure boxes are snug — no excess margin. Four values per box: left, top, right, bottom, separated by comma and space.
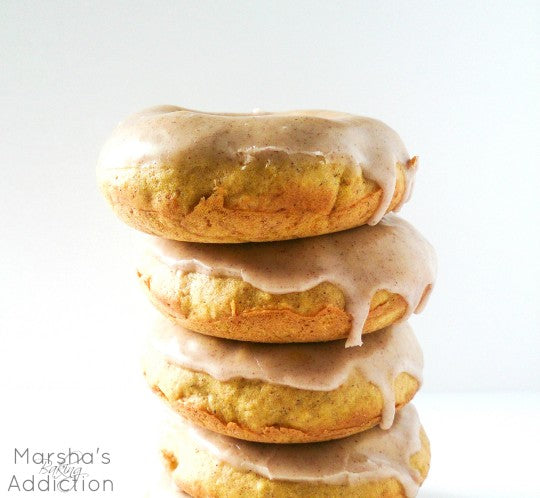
143, 318, 422, 443
137, 214, 436, 346
97, 106, 417, 242
160, 404, 430, 498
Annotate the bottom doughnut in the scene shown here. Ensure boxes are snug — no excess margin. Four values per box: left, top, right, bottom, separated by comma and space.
160, 404, 430, 498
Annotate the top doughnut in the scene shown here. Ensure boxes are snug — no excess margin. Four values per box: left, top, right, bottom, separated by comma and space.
97, 106, 417, 243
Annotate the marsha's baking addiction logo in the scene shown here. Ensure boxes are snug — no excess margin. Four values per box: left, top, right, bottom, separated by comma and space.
7, 448, 113, 493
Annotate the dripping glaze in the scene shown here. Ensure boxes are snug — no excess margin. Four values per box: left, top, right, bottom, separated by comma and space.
151, 319, 423, 429
149, 214, 436, 346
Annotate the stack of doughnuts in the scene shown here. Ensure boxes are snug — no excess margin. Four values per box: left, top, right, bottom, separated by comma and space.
98, 106, 437, 497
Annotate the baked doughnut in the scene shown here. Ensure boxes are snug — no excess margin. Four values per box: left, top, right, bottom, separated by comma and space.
137, 214, 436, 346
143, 318, 422, 443
160, 404, 429, 498
97, 106, 417, 243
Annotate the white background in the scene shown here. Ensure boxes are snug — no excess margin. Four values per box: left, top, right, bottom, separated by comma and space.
1, 1, 539, 497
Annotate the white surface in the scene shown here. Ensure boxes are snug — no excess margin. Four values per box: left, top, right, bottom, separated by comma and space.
415, 393, 540, 498
1, 389, 538, 497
